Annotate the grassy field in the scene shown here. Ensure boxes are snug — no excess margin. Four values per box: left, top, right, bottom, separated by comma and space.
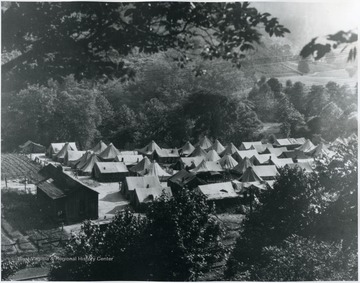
277, 68, 357, 87
1, 154, 43, 182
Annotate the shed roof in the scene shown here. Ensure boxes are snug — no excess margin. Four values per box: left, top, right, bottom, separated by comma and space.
94, 162, 129, 173
125, 176, 162, 192
270, 157, 294, 168
118, 150, 139, 155
274, 138, 306, 147
197, 182, 238, 200
37, 178, 66, 199
232, 180, 267, 193
135, 187, 172, 204
38, 164, 98, 199
253, 165, 279, 178
167, 169, 200, 186
115, 155, 143, 165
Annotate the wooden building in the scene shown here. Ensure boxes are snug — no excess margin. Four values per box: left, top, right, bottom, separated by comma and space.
37, 164, 98, 224
93, 162, 129, 182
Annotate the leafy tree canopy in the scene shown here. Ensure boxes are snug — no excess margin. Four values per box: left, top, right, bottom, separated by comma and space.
49, 189, 224, 281
2, 1, 289, 91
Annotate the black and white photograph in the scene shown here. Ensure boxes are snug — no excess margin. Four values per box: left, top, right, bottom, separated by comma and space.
1, 0, 358, 281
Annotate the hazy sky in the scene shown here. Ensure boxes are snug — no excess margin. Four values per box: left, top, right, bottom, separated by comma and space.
251, 1, 359, 48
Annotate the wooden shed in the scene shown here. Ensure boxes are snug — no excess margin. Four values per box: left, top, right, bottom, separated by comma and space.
37, 164, 98, 224
93, 162, 129, 182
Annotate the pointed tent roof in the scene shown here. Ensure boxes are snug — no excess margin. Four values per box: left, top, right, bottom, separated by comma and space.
130, 156, 152, 173
190, 160, 224, 173
91, 140, 107, 154
234, 150, 258, 160
240, 167, 263, 182
197, 182, 238, 201
232, 157, 253, 174
180, 141, 195, 156
219, 154, 238, 170
296, 139, 315, 153
220, 143, 239, 157
98, 143, 121, 161
307, 143, 335, 158
78, 153, 101, 174
137, 140, 161, 155
55, 142, 77, 160
75, 151, 93, 169
189, 145, 207, 158
141, 162, 170, 177
207, 139, 225, 154
239, 141, 262, 150
64, 150, 86, 166
205, 149, 221, 161
196, 135, 213, 149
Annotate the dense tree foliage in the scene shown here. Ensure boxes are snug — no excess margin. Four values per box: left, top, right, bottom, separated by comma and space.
49, 211, 148, 281
225, 140, 358, 281
49, 189, 224, 281
1, 76, 113, 151
2, 1, 289, 91
253, 234, 357, 281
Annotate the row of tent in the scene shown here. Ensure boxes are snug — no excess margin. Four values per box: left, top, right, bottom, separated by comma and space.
42, 133, 355, 183
121, 158, 316, 212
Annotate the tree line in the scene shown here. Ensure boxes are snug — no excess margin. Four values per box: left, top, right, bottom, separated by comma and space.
2, 52, 357, 152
